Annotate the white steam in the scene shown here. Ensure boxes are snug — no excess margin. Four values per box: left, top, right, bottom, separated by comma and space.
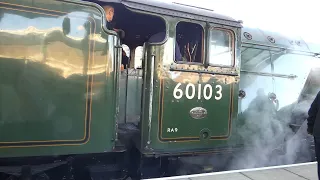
173, 93, 315, 176
227, 94, 315, 170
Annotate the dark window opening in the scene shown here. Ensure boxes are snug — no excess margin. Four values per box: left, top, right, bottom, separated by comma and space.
176, 21, 203, 63
99, 2, 166, 49
121, 44, 130, 70
97, 2, 166, 69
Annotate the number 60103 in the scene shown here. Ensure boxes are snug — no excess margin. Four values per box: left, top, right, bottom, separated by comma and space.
173, 83, 222, 100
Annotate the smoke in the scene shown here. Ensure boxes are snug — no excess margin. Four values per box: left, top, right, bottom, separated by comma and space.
171, 91, 316, 176
226, 92, 315, 171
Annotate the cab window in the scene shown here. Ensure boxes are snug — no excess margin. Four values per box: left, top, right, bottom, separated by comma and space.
176, 21, 203, 63
122, 44, 130, 57
122, 44, 130, 68
209, 28, 234, 66
134, 46, 143, 69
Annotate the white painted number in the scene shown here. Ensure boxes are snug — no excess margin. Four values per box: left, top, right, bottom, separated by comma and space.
197, 84, 202, 100
215, 85, 222, 100
203, 84, 213, 100
173, 83, 223, 100
185, 83, 195, 99
173, 83, 183, 99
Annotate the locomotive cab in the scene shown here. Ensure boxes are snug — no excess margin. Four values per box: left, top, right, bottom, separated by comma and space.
1, 0, 320, 179
139, 13, 242, 155
2, 0, 320, 179
102, 0, 243, 156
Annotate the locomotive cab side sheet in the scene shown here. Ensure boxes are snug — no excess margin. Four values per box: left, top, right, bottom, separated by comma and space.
0, 0, 120, 157
139, 16, 242, 154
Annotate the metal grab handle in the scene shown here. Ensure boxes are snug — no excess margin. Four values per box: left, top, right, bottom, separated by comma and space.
147, 54, 155, 144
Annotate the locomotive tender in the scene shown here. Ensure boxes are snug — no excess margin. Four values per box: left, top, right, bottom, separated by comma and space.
0, 0, 320, 179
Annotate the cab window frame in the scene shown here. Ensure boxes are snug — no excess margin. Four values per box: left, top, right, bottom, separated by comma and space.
174, 19, 205, 65
207, 26, 236, 68
143, 15, 169, 46
119, 9, 168, 68
99, 5, 119, 36
134, 46, 143, 69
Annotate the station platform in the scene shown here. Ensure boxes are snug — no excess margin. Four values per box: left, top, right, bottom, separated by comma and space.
146, 162, 318, 180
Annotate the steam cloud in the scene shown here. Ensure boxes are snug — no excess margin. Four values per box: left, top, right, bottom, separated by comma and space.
175, 92, 315, 175
226, 92, 315, 170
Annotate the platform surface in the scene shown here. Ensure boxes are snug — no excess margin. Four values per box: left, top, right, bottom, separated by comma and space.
146, 162, 318, 180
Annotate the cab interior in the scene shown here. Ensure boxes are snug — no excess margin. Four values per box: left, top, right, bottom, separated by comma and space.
93, 1, 205, 143
96, 2, 166, 127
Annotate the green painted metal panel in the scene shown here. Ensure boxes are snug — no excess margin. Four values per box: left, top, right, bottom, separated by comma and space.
159, 74, 234, 141
139, 21, 242, 154
0, 0, 119, 157
119, 69, 143, 124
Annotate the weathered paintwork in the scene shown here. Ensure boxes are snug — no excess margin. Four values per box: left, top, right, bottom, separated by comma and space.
1, 0, 320, 162
138, 15, 242, 155
0, 0, 121, 157
120, 0, 320, 157
0, 0, 319, 179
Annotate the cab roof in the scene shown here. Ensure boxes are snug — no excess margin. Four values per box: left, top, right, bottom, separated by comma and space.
97, 0, 242, 27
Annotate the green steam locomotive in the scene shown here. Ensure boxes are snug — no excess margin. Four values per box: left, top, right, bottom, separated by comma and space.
0, 0, 319, 179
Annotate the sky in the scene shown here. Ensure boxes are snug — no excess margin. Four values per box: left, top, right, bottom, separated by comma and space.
161, 0, 320, 44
